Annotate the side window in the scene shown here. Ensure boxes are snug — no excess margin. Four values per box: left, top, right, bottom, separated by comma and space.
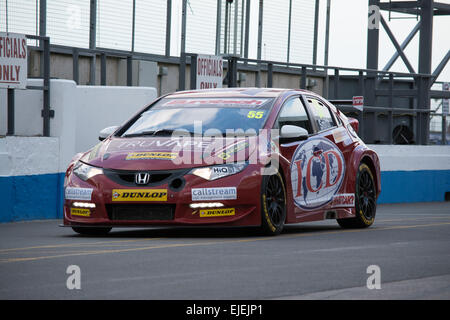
307, 97, 336, 131
277, 97, 312, 133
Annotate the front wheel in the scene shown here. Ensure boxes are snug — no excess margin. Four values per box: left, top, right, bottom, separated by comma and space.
260, 172, 287, 236
72, 227, 112, 236
337, 163, 377, 229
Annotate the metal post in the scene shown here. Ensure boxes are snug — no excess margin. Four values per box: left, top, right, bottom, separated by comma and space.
267, 63, 273, 88
89, 0, 97, 85
300, 67, 307, 89
324, 0, 330, 66
358, 71, 365, 139
312, 0, 320, 65
233, 0, 238, 55
256, 0, 263, 87
388, 73, 394, 144
324, 0, 331, 98
166, 0, 172, 56
131, 0, 136, 52
179, 0, 187, 91
72, 48, 79, 84
127, 56, 133, 86
443, 115, 447, 145
39, 0, 47, 74
190, 54, 198, 90
334, 69, 339, 99
244, 0, 250, 59
215, 0, 222, 55
287, 0, 292, 63
7, 89, 14, 135
224, 1, 229, 54
101, 53, 106, 85
418, 0, 433, 145
42, 38, 51, 137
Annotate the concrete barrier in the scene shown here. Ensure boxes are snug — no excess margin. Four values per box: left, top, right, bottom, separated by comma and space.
0, 79, 157, 223
369, 145, 450, 204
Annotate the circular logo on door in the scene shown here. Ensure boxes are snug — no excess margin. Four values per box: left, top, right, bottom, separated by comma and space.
290, 137, 345, 210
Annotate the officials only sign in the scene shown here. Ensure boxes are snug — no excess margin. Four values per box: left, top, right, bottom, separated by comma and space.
0, 32, 27, 89
196, 54, 223, 89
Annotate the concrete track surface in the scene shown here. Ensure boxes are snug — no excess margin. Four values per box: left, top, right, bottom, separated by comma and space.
0, 202, 449, 300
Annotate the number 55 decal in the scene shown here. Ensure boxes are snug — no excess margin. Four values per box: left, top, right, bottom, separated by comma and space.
247, 111, 264, 119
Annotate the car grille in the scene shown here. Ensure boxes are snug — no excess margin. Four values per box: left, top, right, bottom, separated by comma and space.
103, 168, 190, 188
106, 204, 176, 221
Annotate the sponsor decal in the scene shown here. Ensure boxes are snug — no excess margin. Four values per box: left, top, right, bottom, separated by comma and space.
125, 152, 178, 160
70, 208, 91, 217
199, 208, 235, 217
116, 138, 213, 151
65, 187, 93, 201
163, 98, 267, 107
290, 137, 346, 210
217, 141, 249, 160
332, 128, 347, 143
191, 187, 237, 201
112, 189, 168, 201
331, 193, 355, 208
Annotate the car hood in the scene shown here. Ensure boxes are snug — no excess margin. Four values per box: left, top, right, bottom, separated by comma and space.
80, 136, 263, 171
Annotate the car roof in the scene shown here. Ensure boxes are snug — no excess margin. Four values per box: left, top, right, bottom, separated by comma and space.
165, 87, 316, 99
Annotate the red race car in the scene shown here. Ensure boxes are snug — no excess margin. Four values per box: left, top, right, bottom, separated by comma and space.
63, 88, 381, 236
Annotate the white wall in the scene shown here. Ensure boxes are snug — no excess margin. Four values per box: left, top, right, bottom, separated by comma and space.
1, 79, 157, 171
368, 145, 450, 172
0, 136, 59, 177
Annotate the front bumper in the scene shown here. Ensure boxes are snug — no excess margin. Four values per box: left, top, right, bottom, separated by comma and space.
63, 164, 263, 228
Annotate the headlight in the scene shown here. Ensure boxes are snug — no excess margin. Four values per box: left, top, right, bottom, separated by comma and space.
190, 162, 248, 181
73, 162, 103, 181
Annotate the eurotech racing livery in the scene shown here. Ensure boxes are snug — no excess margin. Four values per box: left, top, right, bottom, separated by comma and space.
63, 88, 381, 236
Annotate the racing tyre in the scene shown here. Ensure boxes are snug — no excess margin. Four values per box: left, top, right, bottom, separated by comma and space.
260, 172, 287, 236
337, 163, 376, 229
72, 227, 112, 236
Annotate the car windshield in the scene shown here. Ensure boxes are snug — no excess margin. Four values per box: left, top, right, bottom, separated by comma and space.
120, 97, 274, 137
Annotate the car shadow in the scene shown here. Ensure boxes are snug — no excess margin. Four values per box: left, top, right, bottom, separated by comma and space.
63, 222, 342, 239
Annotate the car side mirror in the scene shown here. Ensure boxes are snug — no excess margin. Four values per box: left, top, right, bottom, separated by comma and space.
99, 126, 119, 141
280, 125, 309, 143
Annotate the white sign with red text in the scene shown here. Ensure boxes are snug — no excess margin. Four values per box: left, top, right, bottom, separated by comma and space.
196, 54, 223, 90
352, 96, 364, 112
0, 32, 27, 89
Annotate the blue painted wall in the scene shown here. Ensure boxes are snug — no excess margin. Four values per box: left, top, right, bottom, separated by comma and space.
378, 170, 450, 204
0, 170, 449, 223
0, 173, 65, 223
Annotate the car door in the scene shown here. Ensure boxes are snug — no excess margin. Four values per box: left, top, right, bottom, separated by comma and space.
272, 95, 318, 218
293, 95, 349, 211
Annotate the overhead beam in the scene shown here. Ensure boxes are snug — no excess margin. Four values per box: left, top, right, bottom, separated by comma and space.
380, 15, 416, 74
383, 21, 420, 71
431, 50, 450, 85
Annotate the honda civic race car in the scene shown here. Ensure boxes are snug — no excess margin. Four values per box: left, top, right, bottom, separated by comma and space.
63, 88, 381, 236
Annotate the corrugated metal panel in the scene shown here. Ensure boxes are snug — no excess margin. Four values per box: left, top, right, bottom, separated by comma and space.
261, 0, 290, 61
134, 0, 166, 54
0, 0, 39, 46
96, 0, 133, 50
47, 0, 90, 48
185, 0, 218, 55
289, 0, 315, 64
